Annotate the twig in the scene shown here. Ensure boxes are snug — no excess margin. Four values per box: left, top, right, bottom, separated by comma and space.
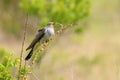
18, 14, 28, 80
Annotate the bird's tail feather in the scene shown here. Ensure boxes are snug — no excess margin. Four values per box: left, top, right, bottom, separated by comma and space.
25, 48, 33, 60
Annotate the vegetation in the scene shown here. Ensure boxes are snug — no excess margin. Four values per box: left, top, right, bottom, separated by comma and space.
0, 0, 90, 80
1, 0, 119, 80
0, 47, 19, 80
20, 0, 89, 24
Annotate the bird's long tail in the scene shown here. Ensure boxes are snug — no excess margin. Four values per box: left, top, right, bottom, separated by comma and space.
25, 48, 33, 60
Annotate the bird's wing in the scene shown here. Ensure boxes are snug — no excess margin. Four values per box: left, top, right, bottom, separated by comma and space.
26, 28, 45, 50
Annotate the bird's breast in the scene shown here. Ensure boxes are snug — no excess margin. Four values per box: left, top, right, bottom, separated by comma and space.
46, 27, 54, 36
43, 27, 54, 40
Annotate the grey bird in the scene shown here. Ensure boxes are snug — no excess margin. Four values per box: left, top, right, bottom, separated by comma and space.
25, 22, 55, 60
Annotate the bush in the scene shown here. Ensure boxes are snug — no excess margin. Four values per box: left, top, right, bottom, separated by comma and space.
20, 0, 90, 25
0, 47, 19, 80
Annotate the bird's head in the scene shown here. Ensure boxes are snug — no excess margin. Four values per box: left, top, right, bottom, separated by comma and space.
47, 22, 55, 27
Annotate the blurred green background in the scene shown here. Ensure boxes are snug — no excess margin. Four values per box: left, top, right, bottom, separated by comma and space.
0, 0, 120, 80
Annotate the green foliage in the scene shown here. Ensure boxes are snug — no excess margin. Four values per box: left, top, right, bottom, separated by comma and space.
20, 0, 90, 24
0, 47, 8, 61
18, 66, 28, 80
0, 47, 19, 80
